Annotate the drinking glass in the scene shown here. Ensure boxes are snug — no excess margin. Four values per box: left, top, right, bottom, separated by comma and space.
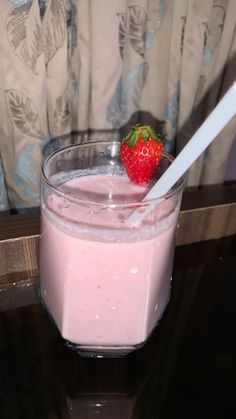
40, 141, 185, 357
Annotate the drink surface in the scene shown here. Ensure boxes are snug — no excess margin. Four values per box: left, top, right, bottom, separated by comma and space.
40, 174, 177, 347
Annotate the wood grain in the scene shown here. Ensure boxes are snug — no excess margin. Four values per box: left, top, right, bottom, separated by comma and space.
0, 236, 39, 284
0, 184, 236, 284
177, 202, 236, 245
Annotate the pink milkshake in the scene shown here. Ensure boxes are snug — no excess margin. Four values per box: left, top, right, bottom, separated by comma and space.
40, 142, 184, 356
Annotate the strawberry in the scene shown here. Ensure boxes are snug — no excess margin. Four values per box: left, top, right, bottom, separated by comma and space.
120, 124, 164, 185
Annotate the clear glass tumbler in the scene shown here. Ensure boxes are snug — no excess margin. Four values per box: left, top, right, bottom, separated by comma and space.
40, 141, 185, 357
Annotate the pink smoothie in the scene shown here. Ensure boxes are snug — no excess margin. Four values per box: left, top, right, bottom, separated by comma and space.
40, 174, 178, 348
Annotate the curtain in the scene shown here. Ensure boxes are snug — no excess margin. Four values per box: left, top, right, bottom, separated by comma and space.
0, 0, 235, 212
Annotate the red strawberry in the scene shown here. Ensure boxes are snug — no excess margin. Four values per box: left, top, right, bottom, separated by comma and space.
120, 124, 164, 185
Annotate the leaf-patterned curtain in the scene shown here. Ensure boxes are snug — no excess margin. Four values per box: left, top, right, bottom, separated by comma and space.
0, 0, 235, 211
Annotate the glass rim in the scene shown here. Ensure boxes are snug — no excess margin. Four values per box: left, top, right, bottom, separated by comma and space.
41, 141, 186, 209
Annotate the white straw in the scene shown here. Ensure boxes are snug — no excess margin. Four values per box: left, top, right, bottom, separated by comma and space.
129, 82, 236, 225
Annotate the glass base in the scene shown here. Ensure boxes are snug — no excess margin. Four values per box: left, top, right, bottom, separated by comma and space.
64, 340, 144, 358
40, 291, 144, 358
39, 283, 171, 358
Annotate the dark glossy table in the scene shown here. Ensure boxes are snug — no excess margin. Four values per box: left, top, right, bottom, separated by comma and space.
0, 236, 236, 419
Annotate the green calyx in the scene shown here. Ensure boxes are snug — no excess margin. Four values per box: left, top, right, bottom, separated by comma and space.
122, 124, 164, 147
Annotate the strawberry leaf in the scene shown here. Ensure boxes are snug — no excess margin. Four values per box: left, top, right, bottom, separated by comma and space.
123, 123, 164, 147
129, 131, 140, 146
142, 128, 149, 140
147, 126, 157, 139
